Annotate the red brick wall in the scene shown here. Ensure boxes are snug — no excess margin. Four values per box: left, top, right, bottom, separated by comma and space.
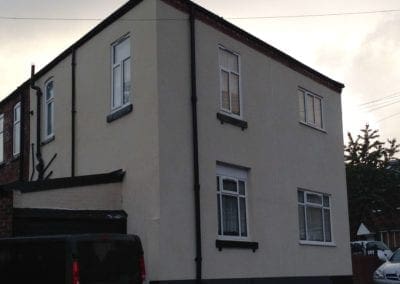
0, 85, 30, 236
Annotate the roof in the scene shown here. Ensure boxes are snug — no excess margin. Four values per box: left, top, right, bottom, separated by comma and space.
2, 0, 344, 104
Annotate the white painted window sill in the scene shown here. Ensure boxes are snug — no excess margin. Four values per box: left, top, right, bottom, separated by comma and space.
299, 240, 336, 247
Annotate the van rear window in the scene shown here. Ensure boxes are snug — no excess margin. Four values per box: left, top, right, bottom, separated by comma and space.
78, 240, 141, 284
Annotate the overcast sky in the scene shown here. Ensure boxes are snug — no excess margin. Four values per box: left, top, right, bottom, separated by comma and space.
1, 0, 400, 144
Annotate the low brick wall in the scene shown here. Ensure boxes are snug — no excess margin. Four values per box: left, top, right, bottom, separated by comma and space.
352, 255, 384, 284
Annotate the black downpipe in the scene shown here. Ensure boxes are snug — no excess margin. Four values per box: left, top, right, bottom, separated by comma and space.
189, 5, 202, 284
71, 48, 76, 177
30, 65, 45, 180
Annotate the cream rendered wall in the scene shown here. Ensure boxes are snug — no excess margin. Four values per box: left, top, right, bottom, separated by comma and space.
156, 1, 351, 281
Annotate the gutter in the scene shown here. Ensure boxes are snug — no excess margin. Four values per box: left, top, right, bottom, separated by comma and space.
189, 4, 202, 283
30, 65, 45, 180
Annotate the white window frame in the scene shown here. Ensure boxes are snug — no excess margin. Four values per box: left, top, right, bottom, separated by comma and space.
218, 46, 242, 118
111, 35, 131, 112
298, 88, 324, 130
298, 189, 334, 246
216, 164, 249, 241
13, 102, 21, 157
44, 79, 55, 140
0, 114, 4, 163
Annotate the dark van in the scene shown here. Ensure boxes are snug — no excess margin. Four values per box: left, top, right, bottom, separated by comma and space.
0, 234, 145, 284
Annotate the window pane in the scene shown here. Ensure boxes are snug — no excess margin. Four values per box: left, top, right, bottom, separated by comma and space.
222, 195, 239, 236
46, 81, 54, 100
217, 176, 220, 191
221, 70, 230, 111
228, 52, 239, 73
14, 105, 20, 122
239, 180, 245, 195
0, 116, 3, 133
314, 97, 322, 128
306, 94, 314, 124
113, 66, 122, 108
114, 38, 129, 64
123, 58, 131, 104
219, 48, 229, 68
217, 195, 221, 235
223, 179, 237, 192
298, 90, 305, 122
306, 207, 324, 241
0, 133, 3, 163
240, 197, 247, 237
324, 209, 332, 242
14, 122, 20, 155
298, 205, 306, 240
230, 73, 240, 115
47, 101, 53, 136
298, 190, 304, 203
323, 195, 330, 207
306, 193, 322, 204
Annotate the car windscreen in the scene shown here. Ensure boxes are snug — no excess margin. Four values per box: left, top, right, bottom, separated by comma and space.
77, 239, 141, 284
391, 250, 400, 263
0, 240, 66, 284
366, 241, 389, 251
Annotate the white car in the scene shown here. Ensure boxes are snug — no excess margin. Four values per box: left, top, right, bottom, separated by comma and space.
351, 241, 393, 261
374, 249, 400, 283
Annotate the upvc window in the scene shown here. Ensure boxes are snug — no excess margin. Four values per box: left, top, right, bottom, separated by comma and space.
45, 80, 54, 139
0, 114, 4, 163
111, 36, 131, 111
217, 165, 248, 239
219, 47, 241, 117
13, 102, 21, 156
298, 88, 323, 129
298, 190, 332, 244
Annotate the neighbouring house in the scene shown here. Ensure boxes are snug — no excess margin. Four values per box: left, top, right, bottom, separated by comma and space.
0, 0, 352, 282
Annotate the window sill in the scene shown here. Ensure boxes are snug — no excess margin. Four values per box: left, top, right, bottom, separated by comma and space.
11, 154, 20, 162
41, 135, 55, 146
299, 121, 327, 133
299, 240, 336, 247
216, 239, 258, 252
217, 112, 248, 130
107, 104, 133, 123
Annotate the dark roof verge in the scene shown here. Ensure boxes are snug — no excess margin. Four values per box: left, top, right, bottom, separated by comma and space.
0, 169, 125, 193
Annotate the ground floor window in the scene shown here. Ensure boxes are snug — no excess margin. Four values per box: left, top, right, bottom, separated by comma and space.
298, 189, 332, 243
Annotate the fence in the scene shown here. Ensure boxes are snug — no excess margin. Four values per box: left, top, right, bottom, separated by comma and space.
352, 255, 384, 284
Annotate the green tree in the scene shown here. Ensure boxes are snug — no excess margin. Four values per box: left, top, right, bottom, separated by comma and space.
344, 124, 400, 237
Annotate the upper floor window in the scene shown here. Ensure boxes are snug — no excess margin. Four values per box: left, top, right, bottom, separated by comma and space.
298, 88, 323, 129
298, 189, 332, 244
217, 164, 248, 239
45, 80, 54, 139
219, 46, 241, 117
111, 36, 131, 111
0, 114, 3, 163
13, 102, 21, 156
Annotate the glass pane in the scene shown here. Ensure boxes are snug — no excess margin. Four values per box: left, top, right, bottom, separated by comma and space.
228, 52, 239, 73
298, 90, 305, 122
240, 197, 247, 237
306, 193, 322, 204
324, 209, 331, 242
230, 73, 240, 115
217, 176, 220, 191
306, 94, 314, 124
0, 117, 3, 133
217, 194, 221, 235
223, 179, 237, 192
239, 180, 245, 195
323, 195, 330, 207
297, 191, 304, 203
113, 66, 122, 108
298, 205, 306, 240
221, 70, 230, 110
306, 206, 324, 241
123, 58, 131, 104
0, 134, 3, 162
114, 38, 130, 64
14, 105, 21, 122
219, 48, 229, 68
222, 195, 239, 236
13, 122, 20, 155
314, 97, 322, 128
47, 101, 53, 136
46, 81, 54, 100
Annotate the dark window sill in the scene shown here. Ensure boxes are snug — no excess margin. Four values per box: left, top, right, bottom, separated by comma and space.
41, 135, 55, 146
216, 239, 258, 252
11, 154, 20, 163
107, 104, 133, 123
217, 113, 248, 130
